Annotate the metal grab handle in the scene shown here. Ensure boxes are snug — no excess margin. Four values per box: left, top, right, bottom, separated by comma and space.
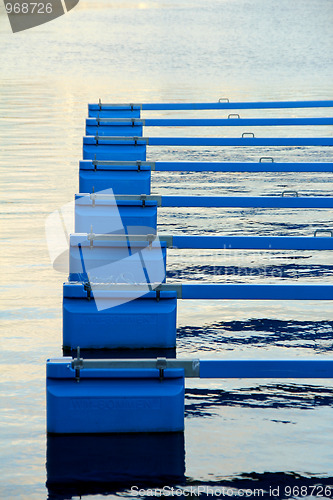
228, 113, 240, 119
259, 157, 274, 163
242, 132, 255, 138
218, 97, 229, 103
282, 190, 299, 197
314, 229, 333, 237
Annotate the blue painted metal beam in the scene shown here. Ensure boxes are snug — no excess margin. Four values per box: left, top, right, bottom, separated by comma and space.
86, 136, 333, 146
89, 117, 333, 127
70, 357, 333, 379
80, 159, 333, 173
89, 100, 333, 111
113, 194, 333, 209
199, 359, 333, 378
176, 283, 333, 300
79, 233, 333, 250
171, 235, 333, 250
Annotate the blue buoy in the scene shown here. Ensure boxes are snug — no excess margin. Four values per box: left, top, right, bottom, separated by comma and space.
46, 358, 185, 433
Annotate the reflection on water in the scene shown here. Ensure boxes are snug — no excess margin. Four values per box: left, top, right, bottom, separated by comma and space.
46, 433, 185, 498
1, 0, 333, 497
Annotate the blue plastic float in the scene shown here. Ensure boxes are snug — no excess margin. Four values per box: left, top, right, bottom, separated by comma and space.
62, 283, 177, 349
79, 160, 151, 195
75, 194, 158, 234
47, 357, 184, 433
69, 234, 166, 283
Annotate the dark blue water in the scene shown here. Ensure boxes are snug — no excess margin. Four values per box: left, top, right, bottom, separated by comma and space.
1, 0, 333, 498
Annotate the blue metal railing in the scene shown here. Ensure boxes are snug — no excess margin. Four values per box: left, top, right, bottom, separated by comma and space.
89, 99, 333, 111
80, 159, 333, 172
85, 136, 333, 147
108, 194, 333, 209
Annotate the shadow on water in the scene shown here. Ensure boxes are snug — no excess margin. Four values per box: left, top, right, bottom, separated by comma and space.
167, 264, 333, 281
178, 319, 333, 352
185, 383, 333, 417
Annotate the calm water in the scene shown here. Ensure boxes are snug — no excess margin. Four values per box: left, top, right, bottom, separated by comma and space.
1, 0, 333, 498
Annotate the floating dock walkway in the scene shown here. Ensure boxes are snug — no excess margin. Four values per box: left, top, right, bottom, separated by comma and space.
46, 99, 333, 434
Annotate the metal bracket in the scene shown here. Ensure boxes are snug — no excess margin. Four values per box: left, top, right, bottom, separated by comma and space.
88, 226, 95, 248
98, 98, 102, 110
218, 97, 229, 103
314, 229, 333, 237
83, 282, 92, 300
242, 132, 255, 138
90, 193, 96, 207
136, 160, 141, 172
156, 283, 183, 298
156, 357, 167, 380
282, 190, 299, 197
259, 157, 274, 163
74, 347, 83, 383
93, 154, 98, 171
70, 357, 201, 378
228, 113, 240, 119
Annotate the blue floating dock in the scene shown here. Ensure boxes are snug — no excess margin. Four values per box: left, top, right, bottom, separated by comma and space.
62, 283, 177, 349
69, 234, 166, 283
47, 358, 185, 433
75, 194, 157, 235
47, 98, 333, 436
46, 356, 333, 433
79, 161, 151, 195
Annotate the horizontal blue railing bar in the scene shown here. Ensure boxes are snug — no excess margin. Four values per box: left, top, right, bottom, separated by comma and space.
110, 194, 333, 209
70, 357, 333, 379
89, 117, 333, 127
84, 283, 333, 300
81, 160, 333, 172
155, 283, 333, 300
171, 235, 333, 250
161, 195, 333, 208
86, 136, 333, 146
199, 359, 333, 378
89, 100, 333, 111
85, 233, 333, 250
